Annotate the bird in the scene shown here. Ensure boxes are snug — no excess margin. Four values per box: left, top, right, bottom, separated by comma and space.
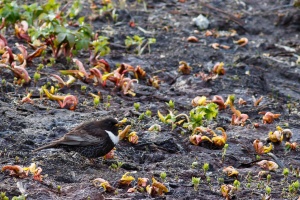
33, 117, 121, 162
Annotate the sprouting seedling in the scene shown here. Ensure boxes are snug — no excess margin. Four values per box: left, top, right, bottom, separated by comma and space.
191, 161, 198, 169
160, 172, 167, 182
267, 174, 271, 185
57, 185, 61, 195
2, 79, 6, 86
134, 102, 140, 111
202, 163, 209, 176
49, 57, 56, 66
282, 168, 289, 182
37, 64, 44, 71
166, 100, 175, 109
105, 95, 112, 110
218, 178, 224, 185
145, 109, 152, 117
222, 143, 229, 161
34, 71, 41, 86
206, 176, 211, 184
233, 180, 240, 190
112, 9, 118, 22
138, 113, 145, 120
91, 36, 111, 57
81, 85, 87, 92
288, 180, 299, 195
110, 161, 123, 171
0, 192, 9, 200
125, 35, 156, 55
265, 185, 271, 195
90, 93, 100, 107
192, 177, 200, 191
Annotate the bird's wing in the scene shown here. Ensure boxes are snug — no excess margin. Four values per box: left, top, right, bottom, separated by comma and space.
54, 123, 102, 146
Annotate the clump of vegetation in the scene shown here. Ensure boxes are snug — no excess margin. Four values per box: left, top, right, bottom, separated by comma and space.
125, 35, 156, 55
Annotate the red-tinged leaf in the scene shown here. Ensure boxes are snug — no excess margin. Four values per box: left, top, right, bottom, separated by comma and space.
27, 46, 47, 62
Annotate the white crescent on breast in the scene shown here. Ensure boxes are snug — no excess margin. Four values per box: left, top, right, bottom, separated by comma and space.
106, 130, 119, 145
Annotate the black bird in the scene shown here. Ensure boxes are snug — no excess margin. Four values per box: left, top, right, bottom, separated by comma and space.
33, 117, 121, 162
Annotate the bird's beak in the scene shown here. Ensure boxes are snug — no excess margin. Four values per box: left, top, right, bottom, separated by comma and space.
115, 118, 127, 127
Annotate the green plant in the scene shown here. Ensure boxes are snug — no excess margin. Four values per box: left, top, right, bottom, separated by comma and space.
28, 5, 92, 58
11, 195, 26, 200
0, 1, 21, 26
57, 185, 61, 194
110, 161, 123, 171
0, 192, 9, 200
157, 109, 189, 131
99, 3, 114, 16
267, 174, 271, 185
105, 95, 112, 110
138, 113, 145, 120
218, 177, 224, 185
90, 93, 100, 107
233, 180, 240, 189
192, 177, 200, 191
37, 64, 44, 71
1, 79, 6, 86
80, 85, 87, 92
265, 185, 271, 195
134, 102, 140, 111
183, 103, 218, 130
68, 0, 82, 19
125, 35, 156, 55
160, 172, 167, 182
111, 8, 118, 22
22, 3, 44, 25
206, 175, 211, 183
202, 163, 209, 176
166, 100, 175, 109
222, 143, 229, 161
288, 180, 299, 195
34, 71, 41, 85
256, 155, 261, 160
283, 168, 289, 181
145, 109, 152, 117
91, 36, 111, 57
191, 161, 198, 169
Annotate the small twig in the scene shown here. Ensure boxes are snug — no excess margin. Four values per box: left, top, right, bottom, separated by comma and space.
201, 3, 245, 27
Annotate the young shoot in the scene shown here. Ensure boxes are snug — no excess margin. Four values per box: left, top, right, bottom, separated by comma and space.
166, 100, 175, 109
192, 177, 200, 191
191, 161, 198, 169
282, 168, 289, 181
265, 185, 271, 195
202, 163, 209, 176
222, 143, 229, 161
160, 171, 167, 182
134, 102, 140, 111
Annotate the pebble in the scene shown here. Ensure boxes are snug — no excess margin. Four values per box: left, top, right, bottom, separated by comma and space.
192, 14, 210, 30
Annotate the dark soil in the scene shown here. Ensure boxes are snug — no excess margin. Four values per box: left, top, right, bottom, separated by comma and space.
1, 0, 300, 199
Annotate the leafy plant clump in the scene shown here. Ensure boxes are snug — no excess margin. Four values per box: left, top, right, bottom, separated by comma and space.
125, 35, 156, 55
183, 103, 219, 130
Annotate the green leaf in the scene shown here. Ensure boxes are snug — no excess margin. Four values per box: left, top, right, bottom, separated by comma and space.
0, 1, 21, 25
57, 32, 67, 44
76, 38, 90, 50
66, 33, 75, 47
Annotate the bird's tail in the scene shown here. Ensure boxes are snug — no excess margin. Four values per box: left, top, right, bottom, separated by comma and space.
32, 142, 58, 152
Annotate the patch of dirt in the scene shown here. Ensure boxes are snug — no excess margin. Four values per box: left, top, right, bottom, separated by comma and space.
1, 0, 300, 199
